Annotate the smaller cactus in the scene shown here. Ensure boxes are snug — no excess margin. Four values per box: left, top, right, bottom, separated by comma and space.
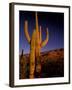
19, 50, 27, 79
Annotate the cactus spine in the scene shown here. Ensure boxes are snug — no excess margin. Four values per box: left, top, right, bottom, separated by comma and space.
24, 12, 49, 78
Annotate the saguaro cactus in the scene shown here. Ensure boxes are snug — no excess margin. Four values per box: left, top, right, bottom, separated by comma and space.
24, 12, 49, 78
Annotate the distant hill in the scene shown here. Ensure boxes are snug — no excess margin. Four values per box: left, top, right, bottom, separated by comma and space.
41, 48, 64, 63
21, 48, 64, 63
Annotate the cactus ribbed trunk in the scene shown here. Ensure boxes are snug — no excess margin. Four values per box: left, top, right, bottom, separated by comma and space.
29, 30, 36, 78
35, 12, 41, 77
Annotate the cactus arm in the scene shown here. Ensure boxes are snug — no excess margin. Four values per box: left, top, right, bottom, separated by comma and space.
24, 20, 31, 43
36, 12, 38, 31
29, 30, 36, 79
41, 28, 49, 47
39, 26, 42, 44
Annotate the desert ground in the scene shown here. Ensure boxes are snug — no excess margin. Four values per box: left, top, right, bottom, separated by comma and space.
19, 48, 64, 79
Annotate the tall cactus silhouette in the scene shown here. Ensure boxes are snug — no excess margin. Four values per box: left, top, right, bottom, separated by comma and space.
24, 12, 49, 78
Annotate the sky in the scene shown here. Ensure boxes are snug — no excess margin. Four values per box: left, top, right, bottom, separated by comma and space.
19, 11, 64, 55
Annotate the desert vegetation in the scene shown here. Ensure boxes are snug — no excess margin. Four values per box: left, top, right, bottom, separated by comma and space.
19, 48, 64, 79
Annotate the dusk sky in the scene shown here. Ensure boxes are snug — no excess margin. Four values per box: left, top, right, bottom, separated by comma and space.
19, 11, 64, 55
